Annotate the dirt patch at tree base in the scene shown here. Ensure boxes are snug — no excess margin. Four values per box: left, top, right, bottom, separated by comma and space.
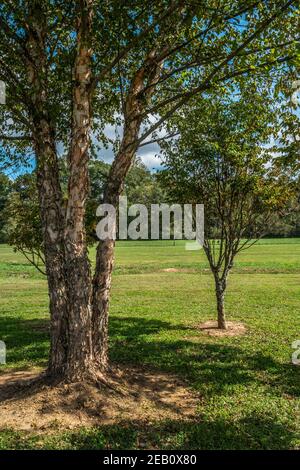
196, 320, 247, 337
0, 366, 200, 433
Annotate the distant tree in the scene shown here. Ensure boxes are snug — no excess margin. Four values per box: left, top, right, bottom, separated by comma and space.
265, 182, 300, 237
274, 72, 300, 173
5, 173, 45, 273
124, 158, 163, 205
5, 159, 165, 265
161, 92, 293, 329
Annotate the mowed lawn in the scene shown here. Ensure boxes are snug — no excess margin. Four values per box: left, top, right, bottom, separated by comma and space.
0, 240, 299, 449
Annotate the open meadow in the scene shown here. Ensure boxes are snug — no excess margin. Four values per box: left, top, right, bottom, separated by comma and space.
0, 239, 299, 449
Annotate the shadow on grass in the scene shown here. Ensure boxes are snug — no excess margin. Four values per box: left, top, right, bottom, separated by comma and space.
0, 316, 49, 367
109, 316, 300, 398
0, 314, 299, 399
64, 415, 296, 450
0, 314, 299, 449
0, 414, 296, 450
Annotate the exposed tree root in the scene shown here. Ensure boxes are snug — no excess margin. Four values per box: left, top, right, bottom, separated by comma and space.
0, 364, 200, 432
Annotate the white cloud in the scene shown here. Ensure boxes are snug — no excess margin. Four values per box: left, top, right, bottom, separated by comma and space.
94, 117, 165, 171
138, 148, 162, 169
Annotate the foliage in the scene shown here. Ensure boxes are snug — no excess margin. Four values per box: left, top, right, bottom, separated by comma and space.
160, 88, 295, 326
4, 173, 45, 274
124, 158, 166, 206
0, 1, 298, 160
3, 159, 166, 266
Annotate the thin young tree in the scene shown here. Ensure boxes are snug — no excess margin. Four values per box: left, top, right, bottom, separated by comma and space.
161, 91, 293, 329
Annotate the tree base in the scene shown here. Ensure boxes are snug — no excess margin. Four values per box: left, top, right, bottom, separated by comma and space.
46, 361, 112, 388
0, 364, 200, 432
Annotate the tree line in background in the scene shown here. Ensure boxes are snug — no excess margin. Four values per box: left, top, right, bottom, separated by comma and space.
0, 157, 299, 249
1, 80, 299, 330
0, 158, 166, 250
0, 0, 299, 383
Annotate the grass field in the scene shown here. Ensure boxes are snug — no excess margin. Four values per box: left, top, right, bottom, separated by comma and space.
0, 240, 300, 449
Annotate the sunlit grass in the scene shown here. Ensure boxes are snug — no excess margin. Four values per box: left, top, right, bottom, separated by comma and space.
0, 240, 299, 449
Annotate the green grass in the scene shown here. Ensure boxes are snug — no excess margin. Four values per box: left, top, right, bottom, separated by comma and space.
0, 240, 300, 449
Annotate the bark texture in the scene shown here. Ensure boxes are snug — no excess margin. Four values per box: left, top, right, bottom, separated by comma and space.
26, 1, 96, 381
26, 7, 163, 380
92, 54, 163, 367
26, 5, 68, 376
63, 0, 95, 381
214, 275, 227, 330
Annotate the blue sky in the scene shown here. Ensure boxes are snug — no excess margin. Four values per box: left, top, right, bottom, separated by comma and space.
99, 122, 163, 171
1, 121, 164, 179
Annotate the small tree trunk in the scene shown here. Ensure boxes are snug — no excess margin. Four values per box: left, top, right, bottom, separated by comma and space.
92, 239, 115, 370
214, 277, 227, 329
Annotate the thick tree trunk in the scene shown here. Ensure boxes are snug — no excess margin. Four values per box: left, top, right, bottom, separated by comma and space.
28, 1, 96, 382
34, 131, 68, 377
26, 6, 68, 377
62, 0, 95, 381
27, 10, 162, 379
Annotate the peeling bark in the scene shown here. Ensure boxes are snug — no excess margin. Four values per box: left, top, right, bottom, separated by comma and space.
27, 1, 96, 381
92, 55, 163, 367
26, 5, 68, 376
34, 128, 68, 376
25, 5, 164, 379
63, 0, 95, 380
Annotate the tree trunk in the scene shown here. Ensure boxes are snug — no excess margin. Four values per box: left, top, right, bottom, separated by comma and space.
92, 144, 140, 368
62, 0, 95, 381
214, 277, 227, 329
92, 74, 145, 366
92, 239, 115, 369
92, 54, 163, 366
34, 133, 68, 377
28, 0, 96, 382
27, 13, 162, 379
26, 6, 68, 377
